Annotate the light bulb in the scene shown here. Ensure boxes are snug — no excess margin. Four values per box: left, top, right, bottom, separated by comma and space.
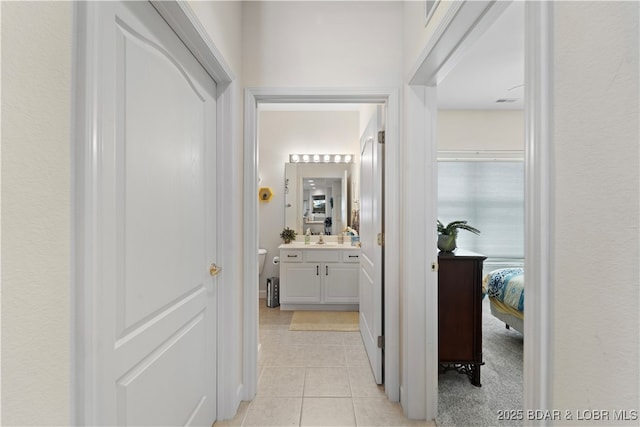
334, 155, 341, 163
313, 154, 320, 162
291, 154, 300, 162
303, 154, 310, 162
324, 155, 331, 163
344, 155, 352, 163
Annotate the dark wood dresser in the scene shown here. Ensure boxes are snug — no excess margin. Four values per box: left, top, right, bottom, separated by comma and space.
438, 249, 486, 386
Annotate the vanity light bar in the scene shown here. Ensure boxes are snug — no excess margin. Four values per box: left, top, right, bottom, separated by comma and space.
289, 154, 354, 163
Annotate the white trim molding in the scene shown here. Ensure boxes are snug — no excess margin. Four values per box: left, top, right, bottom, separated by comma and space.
242, 88, 259, 401
149, 1, 234, 85
72, 1, 237, 423
402, 84, 439, 419
524, 2, 554, 425
437, 150, 525, 162
407, 0, 553, 422
409, 0, 510, 86
214, 79, 241, 421
243, 87, 401, 403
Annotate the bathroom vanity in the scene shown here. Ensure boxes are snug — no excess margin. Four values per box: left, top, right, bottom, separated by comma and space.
278, 243, 360, 311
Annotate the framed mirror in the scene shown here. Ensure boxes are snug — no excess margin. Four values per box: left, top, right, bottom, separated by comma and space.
285, 163, 351, 235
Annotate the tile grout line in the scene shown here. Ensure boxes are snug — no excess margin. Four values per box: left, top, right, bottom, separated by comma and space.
345, 342, 360, 427
238, 401, 250, 427
299, 351, 309, 427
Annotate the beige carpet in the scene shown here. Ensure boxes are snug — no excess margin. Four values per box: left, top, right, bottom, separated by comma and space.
289, 311, 359, 331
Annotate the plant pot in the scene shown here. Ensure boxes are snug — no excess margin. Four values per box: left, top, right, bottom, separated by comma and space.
283, 239, 292, 244
438, 234, 457, 252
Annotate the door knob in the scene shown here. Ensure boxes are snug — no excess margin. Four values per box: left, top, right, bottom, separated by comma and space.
209, 263, 222, 277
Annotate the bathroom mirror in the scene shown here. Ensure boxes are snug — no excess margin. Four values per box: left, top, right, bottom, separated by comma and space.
285, 163, 350, 235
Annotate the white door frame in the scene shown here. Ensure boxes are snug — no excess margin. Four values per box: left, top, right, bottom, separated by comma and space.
72, 1, 239, 423
242, 88, 400, 402
406, 0, 554, 422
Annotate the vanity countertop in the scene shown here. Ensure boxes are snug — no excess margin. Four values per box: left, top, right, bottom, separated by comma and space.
278, 242, 360, 250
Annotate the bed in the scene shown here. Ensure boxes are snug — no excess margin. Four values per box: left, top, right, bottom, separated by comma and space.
483, 267, 524, 334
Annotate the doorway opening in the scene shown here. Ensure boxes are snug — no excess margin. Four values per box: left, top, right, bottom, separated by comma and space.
243, 89, 401, 405
435, 2, 525, 423
407, 0, 553, 421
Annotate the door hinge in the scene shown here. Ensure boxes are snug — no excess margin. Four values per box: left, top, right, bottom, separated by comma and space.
377, 335, 385, 349
377, 232, 384, 246
431, 262, 439, 272
377, 130, 385, 144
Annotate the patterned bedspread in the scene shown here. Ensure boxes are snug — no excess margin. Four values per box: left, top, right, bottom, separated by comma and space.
484, 268, 524, 313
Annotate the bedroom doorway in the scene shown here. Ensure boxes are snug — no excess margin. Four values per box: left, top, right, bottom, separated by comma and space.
407, 0, 553, 421
435, 2, 525, 424
436, 2, 525, 425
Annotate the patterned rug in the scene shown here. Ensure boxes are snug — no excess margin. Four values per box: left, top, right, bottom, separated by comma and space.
289, 311, 359, 331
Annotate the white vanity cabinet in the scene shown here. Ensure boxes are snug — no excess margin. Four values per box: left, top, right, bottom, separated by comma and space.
279, 246, 360, 310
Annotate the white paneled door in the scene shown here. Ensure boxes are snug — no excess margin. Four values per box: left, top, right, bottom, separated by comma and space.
95, 2, 218, 425
359, 107, 384, 384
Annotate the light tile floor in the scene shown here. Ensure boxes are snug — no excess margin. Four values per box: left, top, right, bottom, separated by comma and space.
214, 301, 435, 427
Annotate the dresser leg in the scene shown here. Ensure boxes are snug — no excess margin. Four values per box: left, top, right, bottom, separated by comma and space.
439, 363, 482, 387
471, 364, 481, 387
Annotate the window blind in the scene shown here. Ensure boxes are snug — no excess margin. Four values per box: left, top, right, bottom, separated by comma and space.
438, 160, 524, 261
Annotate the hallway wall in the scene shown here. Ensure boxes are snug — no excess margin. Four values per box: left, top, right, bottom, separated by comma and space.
242, 1, 404, 87
1, 2, 72, 424
552, 1, 639, 415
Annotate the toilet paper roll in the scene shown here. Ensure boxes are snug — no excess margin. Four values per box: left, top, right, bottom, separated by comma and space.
272, 256, 280, 265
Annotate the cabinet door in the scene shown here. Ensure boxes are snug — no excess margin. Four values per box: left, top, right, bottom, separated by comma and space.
323, 263, 359, 303
280, 263, 321, 303
438, 258, 477, 362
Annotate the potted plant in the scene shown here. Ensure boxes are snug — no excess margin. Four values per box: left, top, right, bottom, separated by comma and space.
437, 220, 480, 252
280, 227, 297, 244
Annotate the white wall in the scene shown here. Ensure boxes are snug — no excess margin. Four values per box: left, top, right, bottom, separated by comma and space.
437, 110, 524, 151
552, 1, 639, 419
243, 1, 403, 87
258, 110, 360, 292
1, 2, 72, 425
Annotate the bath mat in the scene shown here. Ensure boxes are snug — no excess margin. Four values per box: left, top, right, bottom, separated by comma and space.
289, 311, 359, 331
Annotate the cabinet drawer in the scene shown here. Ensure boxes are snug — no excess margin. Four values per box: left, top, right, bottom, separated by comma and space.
280, 250, 303, 262
342, 251, 361, 263
305, 250, 341, 263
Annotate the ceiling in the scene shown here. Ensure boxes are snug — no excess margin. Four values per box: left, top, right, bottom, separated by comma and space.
303, 177, 341, 191
259, 1, 524, 112
437, 1, 524, 110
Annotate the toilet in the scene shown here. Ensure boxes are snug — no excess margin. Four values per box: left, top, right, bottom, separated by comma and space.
258, 248, 267, 275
